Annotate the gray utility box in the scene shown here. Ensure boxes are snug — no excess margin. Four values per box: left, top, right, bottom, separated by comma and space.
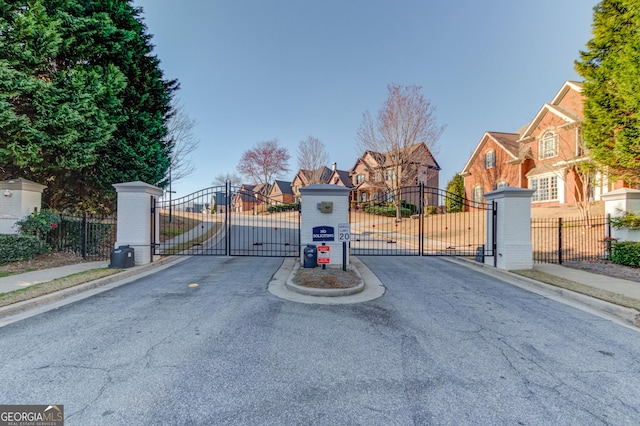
110, 245, 135, 268
303, 244, 317, 268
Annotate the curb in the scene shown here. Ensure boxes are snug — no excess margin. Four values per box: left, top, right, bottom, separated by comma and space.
442, 256, 640, 329
0, 256, 189, 320
285, 260, 365, 297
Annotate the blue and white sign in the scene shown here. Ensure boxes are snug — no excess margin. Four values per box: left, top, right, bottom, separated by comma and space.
312, 226, 335, 242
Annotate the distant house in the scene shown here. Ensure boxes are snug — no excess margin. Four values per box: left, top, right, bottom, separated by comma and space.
269, 180, 294, 204
232, 183, 270, 212
349, 142, 440, 206
291, 166, 331, 203
461, 81, 612, 207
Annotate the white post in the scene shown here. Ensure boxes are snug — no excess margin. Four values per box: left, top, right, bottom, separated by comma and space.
299, 184, 351, 266
0, 178, 47, 234
113, 181, 163, 266
602, 188, 640, 242
484, 187, 534, 270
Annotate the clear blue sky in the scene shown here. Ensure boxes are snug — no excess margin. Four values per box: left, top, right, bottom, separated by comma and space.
132, 0, 597, 198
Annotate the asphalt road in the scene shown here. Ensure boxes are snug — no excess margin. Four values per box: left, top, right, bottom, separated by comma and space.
1, 256, 639, 425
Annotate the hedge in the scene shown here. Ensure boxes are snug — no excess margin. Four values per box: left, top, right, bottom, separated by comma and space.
610, 241, 640, 267
267, 203, 299, 213
0, 234, 49, 265
364, 205, 411, 217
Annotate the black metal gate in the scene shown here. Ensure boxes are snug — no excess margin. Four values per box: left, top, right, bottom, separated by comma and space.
349, 184, 496, 258
153, 183, 300, 257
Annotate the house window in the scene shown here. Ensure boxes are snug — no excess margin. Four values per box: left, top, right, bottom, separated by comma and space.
472, 185, 483, 206
483, 150, 496, 169
356, 174, 365, 184
539, 131, 558, 159
361, 192, 367, 202
374, 172, 382, 182
385, 170, 396, 181
530, 175, 558, 202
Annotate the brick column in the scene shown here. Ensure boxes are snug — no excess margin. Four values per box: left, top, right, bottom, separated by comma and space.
113, 181, 163, 266
299, 184, 351, 266
484, 187, 534, 270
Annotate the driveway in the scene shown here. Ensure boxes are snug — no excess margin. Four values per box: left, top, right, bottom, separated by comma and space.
0, 256, 639, 425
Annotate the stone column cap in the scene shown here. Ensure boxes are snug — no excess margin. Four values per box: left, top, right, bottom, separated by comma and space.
484, 187, 534, 200
113, 181, 163, 197
300, 184, 352, 196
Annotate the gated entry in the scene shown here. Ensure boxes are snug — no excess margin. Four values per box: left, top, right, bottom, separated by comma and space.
154, 183, 300, 257
349, 185, 496, 259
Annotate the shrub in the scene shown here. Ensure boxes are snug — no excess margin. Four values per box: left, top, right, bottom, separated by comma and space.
426, 206, 438, 215
610, 211, 640, 230
267, 203, 299, 213
15, 209, 60, 239
610, 241, 640, 267
0, 234, 49, 265
364, 205, 411, 217
400, 201, 417, 214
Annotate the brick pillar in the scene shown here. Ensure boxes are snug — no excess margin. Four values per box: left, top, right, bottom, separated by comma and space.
113, 181, 163, 266
484, 187, 534, 270
299, 184, 351, 266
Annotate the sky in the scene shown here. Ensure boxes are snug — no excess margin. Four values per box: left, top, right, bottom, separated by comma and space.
132, 0, 598, 199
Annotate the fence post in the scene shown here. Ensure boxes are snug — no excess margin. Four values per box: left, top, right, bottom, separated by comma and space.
558, 217, 563, 265
81, 212, 88, 260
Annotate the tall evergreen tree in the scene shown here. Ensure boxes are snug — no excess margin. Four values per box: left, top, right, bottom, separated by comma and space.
0, 0, 177, 212
445, 174, 465, 213
575, 0, 640, 185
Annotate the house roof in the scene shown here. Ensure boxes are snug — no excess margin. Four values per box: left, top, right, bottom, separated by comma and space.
295, 166, 331, 185
519, 81, 584, 140
460, 131, 521, 175
328, 169, 354, 188
270, 180, 293, 195
351, 143, 441, 171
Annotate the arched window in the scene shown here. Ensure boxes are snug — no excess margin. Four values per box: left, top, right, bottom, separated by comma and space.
539, 131, 558, 159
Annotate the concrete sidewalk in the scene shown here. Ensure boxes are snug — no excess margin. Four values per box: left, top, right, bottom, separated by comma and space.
0, 261, 109, 294
534, 263, 640, 300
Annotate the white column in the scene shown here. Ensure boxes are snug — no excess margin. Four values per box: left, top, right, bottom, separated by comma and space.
602, 188, 640, 242
113, 181, 163, 266
300, 184, 351, 266
484, 187, 534, 270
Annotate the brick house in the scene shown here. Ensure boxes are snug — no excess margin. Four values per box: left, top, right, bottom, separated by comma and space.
232, 183, 269, 212
349, 142, 440, 207
461, 81, 611, 207
268, 180, 294, 204
291, 166, 331, 203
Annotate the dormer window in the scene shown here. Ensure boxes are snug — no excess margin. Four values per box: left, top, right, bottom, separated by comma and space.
539, 131, 558, 159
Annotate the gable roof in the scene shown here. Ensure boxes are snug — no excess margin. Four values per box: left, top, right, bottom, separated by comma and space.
270, 180, 293, 195
461, 131, 521, 175
352, 143, 441, 172
519, 81, 584, 140
328, 169, 354, 188
294, 166, 331, 185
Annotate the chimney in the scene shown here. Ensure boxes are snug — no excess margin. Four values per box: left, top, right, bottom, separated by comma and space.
332, 162, 337, 171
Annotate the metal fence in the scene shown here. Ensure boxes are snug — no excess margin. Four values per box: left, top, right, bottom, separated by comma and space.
48, 213, 117, 260
532, 215, 610, 264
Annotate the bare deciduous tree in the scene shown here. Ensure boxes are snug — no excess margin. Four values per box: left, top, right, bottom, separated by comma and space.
297, 136, 330, 184
211, 172, 243, 187
164, 100, 199, 183
357, 84, 445, 219
237, 139, 290, 185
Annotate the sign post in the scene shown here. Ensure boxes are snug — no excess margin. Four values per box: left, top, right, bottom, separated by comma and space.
338, 223, 350, 271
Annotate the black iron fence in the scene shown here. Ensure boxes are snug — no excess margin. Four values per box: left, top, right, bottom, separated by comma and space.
532, 215, 610, 264
48, 213, 117, 260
